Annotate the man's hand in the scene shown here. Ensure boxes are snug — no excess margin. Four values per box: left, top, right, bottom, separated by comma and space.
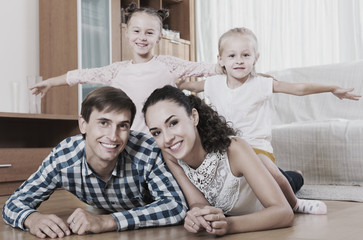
24, 212, 71, 239
67, 208, 117, 235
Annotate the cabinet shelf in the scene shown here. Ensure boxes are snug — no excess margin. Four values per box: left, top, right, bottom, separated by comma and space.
0, 112, 78, 120
0, 112, 79, 148
0, 113, 80, 195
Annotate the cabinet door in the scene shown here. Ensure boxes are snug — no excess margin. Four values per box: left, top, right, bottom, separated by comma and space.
159, 38, 190, 60
39, 0, 79, 116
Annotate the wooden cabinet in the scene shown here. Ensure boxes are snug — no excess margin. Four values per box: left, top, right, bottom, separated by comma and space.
39, 0, 78, 116
0, 112, 79, 196
159, 38, 190, 60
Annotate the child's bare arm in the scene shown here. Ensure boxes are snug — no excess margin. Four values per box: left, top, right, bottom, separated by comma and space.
177, 79, 206, 93
29, 74, 68, 97
273, 80, 361, 101
257, 72, 276, 79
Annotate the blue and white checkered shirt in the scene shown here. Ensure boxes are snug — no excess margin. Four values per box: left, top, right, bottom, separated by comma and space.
2, 131, 187, 231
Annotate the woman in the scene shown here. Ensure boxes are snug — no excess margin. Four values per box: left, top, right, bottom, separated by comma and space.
142, 85, 293, 236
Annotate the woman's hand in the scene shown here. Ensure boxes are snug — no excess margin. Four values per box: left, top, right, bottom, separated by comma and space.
187, 206, 228, 236
184, 207, 212, 233
196, 206, 228, 236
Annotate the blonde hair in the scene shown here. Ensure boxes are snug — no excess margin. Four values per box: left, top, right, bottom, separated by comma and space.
218, 27, 259, 76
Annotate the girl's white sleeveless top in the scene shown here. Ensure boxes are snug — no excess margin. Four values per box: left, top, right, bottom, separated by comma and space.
178, 152, 264, 215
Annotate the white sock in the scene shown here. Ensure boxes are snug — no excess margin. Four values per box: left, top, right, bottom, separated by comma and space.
293, 199, 327, 215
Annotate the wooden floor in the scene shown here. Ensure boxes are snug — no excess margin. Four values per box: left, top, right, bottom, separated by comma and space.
1, 190, 363, 240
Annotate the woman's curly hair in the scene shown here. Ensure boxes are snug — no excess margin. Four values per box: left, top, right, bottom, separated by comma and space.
142, 85, 237, 154
125, 2, 169, 29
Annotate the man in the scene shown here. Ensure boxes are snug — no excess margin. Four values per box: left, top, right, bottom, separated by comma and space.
2, 86, 187, 238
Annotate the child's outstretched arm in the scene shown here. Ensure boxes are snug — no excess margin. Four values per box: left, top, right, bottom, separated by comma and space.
177, 79, 206, 93
273, 80, 361, 101
29, 74, 68, 97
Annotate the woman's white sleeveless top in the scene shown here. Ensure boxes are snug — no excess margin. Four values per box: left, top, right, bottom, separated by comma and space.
178, 152, 264, 215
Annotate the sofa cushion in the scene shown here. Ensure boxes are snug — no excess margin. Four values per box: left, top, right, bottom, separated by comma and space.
272, 119, 363, 185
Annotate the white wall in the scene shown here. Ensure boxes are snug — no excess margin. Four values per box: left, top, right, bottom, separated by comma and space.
0, 0, 39, 113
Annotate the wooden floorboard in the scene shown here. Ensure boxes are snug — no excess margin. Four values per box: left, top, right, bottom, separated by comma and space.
1, 189, 363, 240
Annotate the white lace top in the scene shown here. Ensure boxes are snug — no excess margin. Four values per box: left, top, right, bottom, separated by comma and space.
178, 152, 264, 215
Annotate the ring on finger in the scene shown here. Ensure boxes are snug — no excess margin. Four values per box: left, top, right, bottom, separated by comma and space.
192, 222, 195, 227
72, 219, 76, 224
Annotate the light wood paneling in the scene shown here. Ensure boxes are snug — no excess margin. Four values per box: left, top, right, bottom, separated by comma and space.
111, 0, 121, 63
39, 0, 78, 115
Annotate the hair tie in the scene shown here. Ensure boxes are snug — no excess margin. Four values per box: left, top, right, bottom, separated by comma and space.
157, 9, 169, 21
125, 2, 137, 14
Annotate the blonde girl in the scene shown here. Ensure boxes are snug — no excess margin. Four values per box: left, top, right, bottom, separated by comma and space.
178, 27, 360, 214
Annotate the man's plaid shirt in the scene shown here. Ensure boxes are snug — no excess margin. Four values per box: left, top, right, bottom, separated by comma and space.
2, 131, 187, 231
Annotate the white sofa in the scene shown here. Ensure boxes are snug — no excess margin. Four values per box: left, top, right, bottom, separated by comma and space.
269, 60, 363, 187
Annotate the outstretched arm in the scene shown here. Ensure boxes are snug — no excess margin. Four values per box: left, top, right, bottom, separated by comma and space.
29, 74, 68, 97
30, 62, 122, 97
177, 79, 206, 93
273, 80, 361, 100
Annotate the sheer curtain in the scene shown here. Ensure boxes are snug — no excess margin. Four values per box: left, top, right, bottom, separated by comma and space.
195, 0, 363, 72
